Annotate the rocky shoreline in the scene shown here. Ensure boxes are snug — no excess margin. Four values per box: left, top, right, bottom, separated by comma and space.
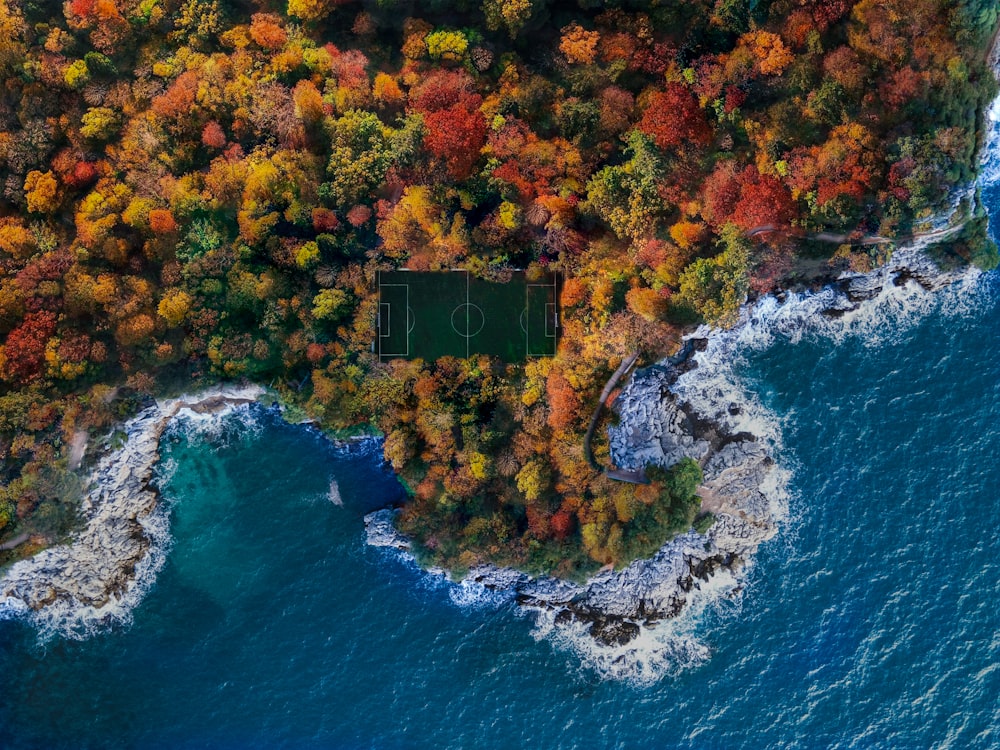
0, 384, 263, 637
367, 45, 1000, 665
0, 245, 977, 652
366, 244, 981, 662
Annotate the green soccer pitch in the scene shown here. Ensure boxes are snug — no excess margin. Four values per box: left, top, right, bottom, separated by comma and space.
377, 270, 559, 362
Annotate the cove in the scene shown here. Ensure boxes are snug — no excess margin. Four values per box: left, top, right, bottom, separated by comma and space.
2, 253, 1000, 745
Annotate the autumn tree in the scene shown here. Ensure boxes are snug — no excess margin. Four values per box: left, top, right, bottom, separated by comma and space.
701, 162, 795, 232
4, 311, 57, 382
293, 81, 325, 126
425, 30, 468, 62
157, 289, 192, 326
483, 0, 537, 38
410, 70, 487, 181
0, 0, 25, 73
249, 13, 287, 49
287, 0, 344, 23
546, 369, 580, 432
731, 168, 795, 232
324, 110, 399, 208
560, 23, 600, 65
740, 30, 795, 76
24, 171, 59, 214
585, 131, 666, 240
636, 84, 712, 152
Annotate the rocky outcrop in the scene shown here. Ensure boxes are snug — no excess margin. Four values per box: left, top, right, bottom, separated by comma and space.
363, 349, 782, 651
366, 244, 977, 664
607, 367, 711, 470
838, 247, 971, 304
364, 509, 412, 552
0, 385, 263, 637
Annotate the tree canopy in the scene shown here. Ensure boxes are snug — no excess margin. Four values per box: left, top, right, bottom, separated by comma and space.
0, 0, 995, 574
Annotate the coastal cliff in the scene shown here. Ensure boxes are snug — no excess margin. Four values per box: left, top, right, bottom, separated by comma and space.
0, 243, 982, 659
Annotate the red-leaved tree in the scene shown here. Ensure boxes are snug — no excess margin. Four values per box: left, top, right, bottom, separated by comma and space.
4, 311, 57, 382
702, 163, 795, 232
636, 83, 712, 152
411, 70, 487, 180
731, 167, 795, 232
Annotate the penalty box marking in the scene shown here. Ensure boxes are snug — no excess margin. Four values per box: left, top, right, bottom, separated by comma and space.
378, 283, 409, 358
526, 281, 559, 357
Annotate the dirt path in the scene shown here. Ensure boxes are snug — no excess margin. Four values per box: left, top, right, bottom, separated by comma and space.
0, 532, 31, 552
746, 219, 966, 248
68, 430, 88, 470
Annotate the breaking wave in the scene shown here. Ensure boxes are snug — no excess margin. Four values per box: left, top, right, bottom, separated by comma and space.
161, 400, 267, 447
546, 257, 985, 683
531, 568, 743, 686
448, 578, 519, 609
980, 84, 1000, 188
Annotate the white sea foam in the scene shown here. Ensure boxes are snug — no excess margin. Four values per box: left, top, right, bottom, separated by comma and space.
673, 256, 984, 454
531, 567, 743, 685
980, 88, 1000, 187
448, 578, 516, 609
165, 394, 266, 444
331, 435, 384, 458
151, 456, 179, 494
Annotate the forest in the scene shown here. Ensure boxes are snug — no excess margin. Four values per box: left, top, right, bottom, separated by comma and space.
0, 0, 996, 577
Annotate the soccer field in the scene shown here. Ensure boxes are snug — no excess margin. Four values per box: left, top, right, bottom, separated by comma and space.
377, 270, 558, 362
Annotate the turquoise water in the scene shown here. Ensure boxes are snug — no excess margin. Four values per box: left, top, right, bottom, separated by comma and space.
5, 226, 1000, 747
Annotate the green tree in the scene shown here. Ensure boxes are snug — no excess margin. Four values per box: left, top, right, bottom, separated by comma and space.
584, 132, 666, 240
675, 225, 751, 327
324, 111, 399, 209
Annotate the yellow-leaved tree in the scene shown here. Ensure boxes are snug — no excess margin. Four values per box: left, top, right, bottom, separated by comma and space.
483, 0, 536, 38
287, 0, 336, 23
157, 289, 193, 327
24, 171, 59, 214
425, 30, 468, 62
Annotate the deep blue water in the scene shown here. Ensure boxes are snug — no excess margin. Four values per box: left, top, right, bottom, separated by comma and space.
5, 221, 1000, 748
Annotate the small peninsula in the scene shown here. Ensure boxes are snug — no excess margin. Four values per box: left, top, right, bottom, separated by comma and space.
0, 0, 998, 598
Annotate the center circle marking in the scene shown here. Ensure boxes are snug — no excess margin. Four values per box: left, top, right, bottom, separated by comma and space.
451, 303, 485, 338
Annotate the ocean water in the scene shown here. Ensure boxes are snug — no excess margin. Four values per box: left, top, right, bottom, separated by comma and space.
5, 218, 1000, 748
1, 271, 999, 749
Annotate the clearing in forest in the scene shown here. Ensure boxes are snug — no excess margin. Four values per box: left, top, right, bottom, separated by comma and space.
377, 270, 558, 362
